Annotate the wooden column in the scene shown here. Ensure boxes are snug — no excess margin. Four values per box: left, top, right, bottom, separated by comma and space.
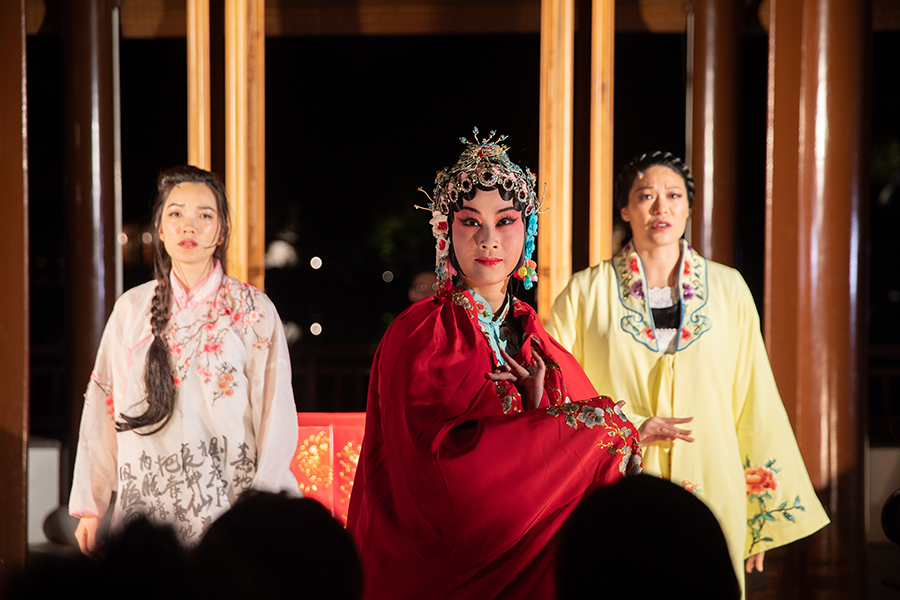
537, 0, 574, 317
188, 0, 212, 170
225, 0, 265, 289
764, 0, 869, 595
0, 0, 29, 580
689, 0, 739, 266
61, 0, 117, 502
588, 0, 614, 265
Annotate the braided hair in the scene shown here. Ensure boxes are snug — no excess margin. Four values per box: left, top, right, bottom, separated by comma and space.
613, 151, 695, 245
116, 166, 230, 435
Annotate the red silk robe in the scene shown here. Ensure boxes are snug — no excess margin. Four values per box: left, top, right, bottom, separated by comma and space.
347, 287, 642, 600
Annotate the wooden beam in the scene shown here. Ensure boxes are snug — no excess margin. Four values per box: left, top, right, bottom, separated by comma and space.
188, 0, 211, 170
537, 0, 574, 318
225, 0, 265, 289
588, 0, 614, 265
0, 0, 29, 580
26, 0, 900, 37
689, 0, 739, 266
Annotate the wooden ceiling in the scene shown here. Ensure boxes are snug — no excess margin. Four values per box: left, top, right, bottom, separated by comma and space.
26, 0, 900, 38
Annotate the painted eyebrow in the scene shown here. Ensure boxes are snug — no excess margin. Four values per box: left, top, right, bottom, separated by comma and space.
457, 206, 518, 214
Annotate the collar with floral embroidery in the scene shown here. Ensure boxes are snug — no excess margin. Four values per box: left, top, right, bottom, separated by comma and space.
170, 260, 224, 310
612, 239, 710, 351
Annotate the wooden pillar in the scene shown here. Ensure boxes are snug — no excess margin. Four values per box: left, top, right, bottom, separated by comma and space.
61, 0, 117, 502
588, 0, 614, 265
537, 0, 574, 317
689, 0, 739, 266
225, 0, 265, 289
0, 0, 29, 580
764, 0, 869, 595
188, 0, 212, 170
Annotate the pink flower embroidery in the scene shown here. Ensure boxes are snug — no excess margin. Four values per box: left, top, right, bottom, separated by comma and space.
231, 312, 244, 323
174, 376, 182, 387
643, 327, 655, 341
745, 465, 779, 497
683, 261, 692, 276
204, 322, 216, 332
203, 342, 223, 355
681, 327, 692, 341
474, 301, 487, 314
682, 480, 695, 493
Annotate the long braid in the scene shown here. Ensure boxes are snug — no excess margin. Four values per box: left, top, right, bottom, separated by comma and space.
116, 165, 230, 435
613, 151, 695, 245
117, 250, 176, 434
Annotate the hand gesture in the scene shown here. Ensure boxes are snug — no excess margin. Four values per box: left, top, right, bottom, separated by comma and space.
486, 348, 546, 410
74, 514, 101, 558
746, 550, 765, 573
638, 416, 695, 444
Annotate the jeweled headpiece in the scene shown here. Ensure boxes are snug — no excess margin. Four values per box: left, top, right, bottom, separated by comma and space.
420, 127, 541, 290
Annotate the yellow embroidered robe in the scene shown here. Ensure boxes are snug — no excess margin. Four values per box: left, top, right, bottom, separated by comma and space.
547, 240, 829, 589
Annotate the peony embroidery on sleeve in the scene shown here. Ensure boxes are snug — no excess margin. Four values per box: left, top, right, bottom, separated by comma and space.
745, 456, 806, 553
547, 400, 642, 475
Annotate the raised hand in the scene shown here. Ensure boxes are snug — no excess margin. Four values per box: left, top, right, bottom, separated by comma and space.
486, 348, 547, 410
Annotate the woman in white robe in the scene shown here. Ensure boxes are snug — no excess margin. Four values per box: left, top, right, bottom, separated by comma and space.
69, 166, 299, 553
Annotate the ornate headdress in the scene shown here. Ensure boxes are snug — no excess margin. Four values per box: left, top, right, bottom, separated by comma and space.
420, 127, 542, 290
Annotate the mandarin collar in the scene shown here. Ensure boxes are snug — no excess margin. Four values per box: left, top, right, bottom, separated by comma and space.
170, 260, 223, 310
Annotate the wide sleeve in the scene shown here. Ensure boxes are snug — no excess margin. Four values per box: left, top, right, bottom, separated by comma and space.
244, 294, 301, 495
731, 275, 830, 557
68, 304, 124, 519
349, 297, 641, 591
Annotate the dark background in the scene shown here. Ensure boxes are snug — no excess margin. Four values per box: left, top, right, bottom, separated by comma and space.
25, 30, 900, 438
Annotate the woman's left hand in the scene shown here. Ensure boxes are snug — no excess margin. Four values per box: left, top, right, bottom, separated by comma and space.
745, 550, 765, 573
486, 348, 546, 410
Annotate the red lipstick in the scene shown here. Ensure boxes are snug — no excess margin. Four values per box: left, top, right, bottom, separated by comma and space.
476, 257, 502, 266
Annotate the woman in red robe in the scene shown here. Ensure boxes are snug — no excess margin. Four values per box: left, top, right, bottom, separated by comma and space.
347, 129, 642, 600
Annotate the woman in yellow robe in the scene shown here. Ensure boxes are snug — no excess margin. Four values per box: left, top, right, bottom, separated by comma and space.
547, 151, 829, 593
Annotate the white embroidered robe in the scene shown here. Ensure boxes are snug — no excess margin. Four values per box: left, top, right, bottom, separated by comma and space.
69, 263, 300, 544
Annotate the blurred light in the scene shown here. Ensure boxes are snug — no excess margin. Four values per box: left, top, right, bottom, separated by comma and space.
142, 232, 153, 244
310, 256, 323, 270
283, 321, 301, 344
382, 270, 394, 283
265, 240, 299, 269
117, 232, 128, 245
889, 290, 900, 303
310, 322, 323, 336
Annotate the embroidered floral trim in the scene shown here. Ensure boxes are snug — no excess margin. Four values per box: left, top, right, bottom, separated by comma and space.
744, 456, 806, 553
613, 239, 711, 352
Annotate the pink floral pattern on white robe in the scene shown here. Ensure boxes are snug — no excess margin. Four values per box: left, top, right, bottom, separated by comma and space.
69, 262, 300, 544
